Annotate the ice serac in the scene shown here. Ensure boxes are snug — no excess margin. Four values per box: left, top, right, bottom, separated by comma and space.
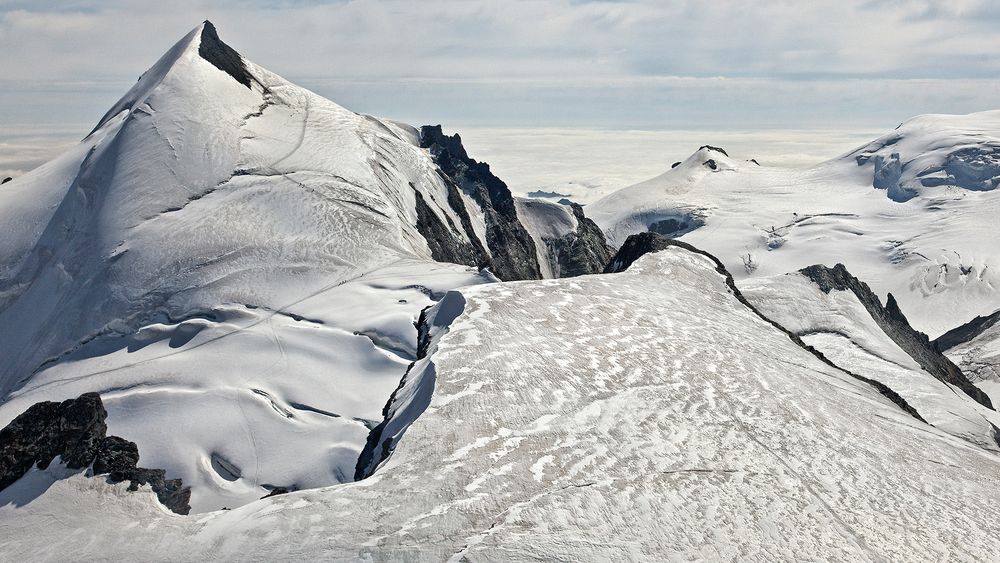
850, 111, 1000, 201
0, 393, 190, 514
419, 125, 542, 281
798, 264, 992, 409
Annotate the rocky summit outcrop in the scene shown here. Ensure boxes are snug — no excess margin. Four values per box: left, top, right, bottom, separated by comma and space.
420, 125, 542, 281
799, 263, 993, 410
547, 203, 614, 277
603, 232, 677, 274
0, 393, 190, 514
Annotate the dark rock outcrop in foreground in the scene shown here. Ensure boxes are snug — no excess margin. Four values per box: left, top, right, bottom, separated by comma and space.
1, 177, 11, 185
547, 203, 614, 278
605, 233, 927, 423
799, 263, 993, 410
420, 125, 542, 281
0, 393, 191, 514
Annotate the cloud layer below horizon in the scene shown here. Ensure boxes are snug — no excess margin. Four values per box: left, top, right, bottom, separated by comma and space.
2, 0, 999, 131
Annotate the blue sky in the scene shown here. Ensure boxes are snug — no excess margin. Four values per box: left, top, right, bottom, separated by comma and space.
1, 0, 999, 177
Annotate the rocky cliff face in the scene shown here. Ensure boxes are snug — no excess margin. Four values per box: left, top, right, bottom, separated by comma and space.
799, 263, 993, 409
546, 203, 614, 278
419, 125, 542, 281
0, 393, 191, 514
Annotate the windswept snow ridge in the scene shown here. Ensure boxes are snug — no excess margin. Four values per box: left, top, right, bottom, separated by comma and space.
4, 247, 1000, 560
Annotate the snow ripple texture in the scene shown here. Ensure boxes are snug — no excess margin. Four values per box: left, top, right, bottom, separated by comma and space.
4, 249, 1000, 561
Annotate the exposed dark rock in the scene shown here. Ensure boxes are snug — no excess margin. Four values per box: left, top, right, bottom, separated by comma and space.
649, 218, 690, 237
671, 162, 682, 169
699, 145, 729, 157
261, 486, 291, 499
92, 436, 140, 478
545, 203, 614, 277
198, 21, 253, 89
0, 393, 191, 514
420, 125, 542, 281
556, 198, 576, 206
799, 263, 993, 410
412, 185, 486, 270
0, 393, 107, 488
1, 177, 11, 185
704, 159, 718, 170
918, 146, 1000, 192
605, 233, 927, 423
603, 232, 675, 274
934, 309, 1000, 352
748, 159, 760, 166
527, 190, 571, 199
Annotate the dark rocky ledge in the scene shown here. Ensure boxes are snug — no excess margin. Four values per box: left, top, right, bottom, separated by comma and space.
799, 263, 993, 410
420, 125, 542, 281
548, 203, 614, 277
934, 309, 1000, 353
199, 20, 253, 89
605, 233, 928, 423
0, 392, 191, 514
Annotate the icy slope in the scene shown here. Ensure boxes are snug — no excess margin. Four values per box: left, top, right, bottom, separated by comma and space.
939, 314, 1000, 405
4, 247, 1000, 560
743, 268, 1000, 451
588, 115, 1000, 337
0, 22, 504, 511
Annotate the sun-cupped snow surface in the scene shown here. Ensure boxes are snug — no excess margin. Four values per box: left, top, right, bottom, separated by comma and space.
4, 248, 1000, 561
587, 115, 1000, 338
742, 272, 1000, 451
0, 22, 497, 511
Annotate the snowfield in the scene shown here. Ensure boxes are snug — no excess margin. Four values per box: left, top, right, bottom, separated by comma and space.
3, 249, 1000, 561
2, 19, 1000, 561
588, 120, 1000, 339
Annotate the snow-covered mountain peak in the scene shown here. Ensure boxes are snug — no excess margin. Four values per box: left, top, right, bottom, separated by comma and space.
843, 109, 1000, 201
0, 22, 615, 512
89, 21, 261, 138
673, 144, 741, 174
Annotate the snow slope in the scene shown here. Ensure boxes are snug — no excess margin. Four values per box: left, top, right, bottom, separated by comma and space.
588, 117, 1000, 339
743, 270, 1000, 451
4, 248, 1000, 560
0, 22, 502, 511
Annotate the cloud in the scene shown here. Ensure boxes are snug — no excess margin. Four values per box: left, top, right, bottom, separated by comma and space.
0, 0, 998, 131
